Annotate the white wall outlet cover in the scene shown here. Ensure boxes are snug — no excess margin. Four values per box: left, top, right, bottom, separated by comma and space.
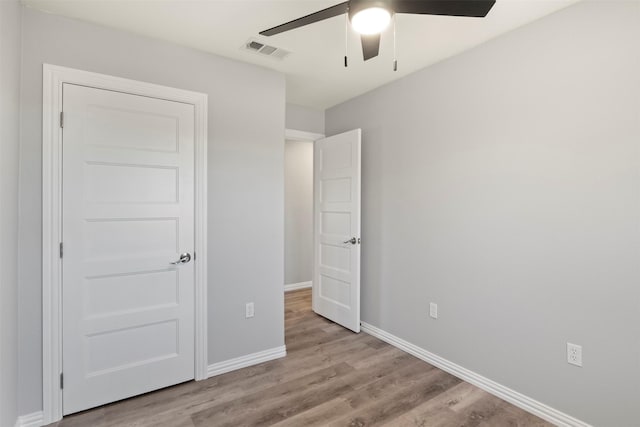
245, 302, 255, 318
429, 302, 438, 319
567, 342, 582, 367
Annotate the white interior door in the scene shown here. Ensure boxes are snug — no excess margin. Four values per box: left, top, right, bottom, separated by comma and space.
62, 83, 195, 414
313, 129, 361, 333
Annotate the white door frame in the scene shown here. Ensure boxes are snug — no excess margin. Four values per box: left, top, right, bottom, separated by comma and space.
42, 64, 208, 424
285, 128, 324, 142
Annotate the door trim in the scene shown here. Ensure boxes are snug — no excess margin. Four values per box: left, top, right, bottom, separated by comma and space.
42, 64, 209, 424
285, 128, 324, 142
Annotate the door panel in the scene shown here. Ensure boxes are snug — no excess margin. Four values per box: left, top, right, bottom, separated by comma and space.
84, 163, 179, 203
320, 178, 351, 203
62, 83, 195, 415
84, 269, 179, 316
85, 319, 179, 374
313, 129, 361, 333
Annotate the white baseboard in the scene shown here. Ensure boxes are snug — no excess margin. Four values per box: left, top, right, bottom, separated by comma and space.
360, 322, 591, 427
207, 345, 287, 378
284, 281, 312, 292
15, 412, 44, 427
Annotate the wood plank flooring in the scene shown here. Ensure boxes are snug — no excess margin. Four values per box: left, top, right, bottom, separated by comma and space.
53, 289, 551, 427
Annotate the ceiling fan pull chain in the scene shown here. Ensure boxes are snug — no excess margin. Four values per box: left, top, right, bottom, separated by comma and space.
393, 13, 398, 72
344, 12, 349, 67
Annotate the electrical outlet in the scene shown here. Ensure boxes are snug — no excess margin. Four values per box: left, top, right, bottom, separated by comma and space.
429, 302, 438, 319
567, 343, 582, 367
245, 302, 255, 318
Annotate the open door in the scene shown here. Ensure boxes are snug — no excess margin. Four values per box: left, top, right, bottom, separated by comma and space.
312, 129, 361, 332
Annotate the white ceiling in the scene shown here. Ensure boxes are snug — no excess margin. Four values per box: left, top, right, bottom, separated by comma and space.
22, 0, 580, 109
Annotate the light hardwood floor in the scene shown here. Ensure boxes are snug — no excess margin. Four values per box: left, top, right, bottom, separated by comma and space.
53, 289, 551, 426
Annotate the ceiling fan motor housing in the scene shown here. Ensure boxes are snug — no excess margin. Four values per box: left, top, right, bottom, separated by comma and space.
348, 0, 394, 21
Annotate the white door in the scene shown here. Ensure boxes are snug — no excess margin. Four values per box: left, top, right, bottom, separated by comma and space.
62, 83, 195, 414
312, 129, 361, 332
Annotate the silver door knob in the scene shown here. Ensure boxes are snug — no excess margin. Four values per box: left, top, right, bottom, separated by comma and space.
343, 237, 357, 245
170, 253, 192, 265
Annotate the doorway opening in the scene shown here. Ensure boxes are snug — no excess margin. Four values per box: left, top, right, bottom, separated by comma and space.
284, 136, 315, 292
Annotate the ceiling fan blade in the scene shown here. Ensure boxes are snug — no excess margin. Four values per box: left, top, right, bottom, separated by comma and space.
260, 2, 349, 36
393, 0, 496, 17
361, 34, 381, 61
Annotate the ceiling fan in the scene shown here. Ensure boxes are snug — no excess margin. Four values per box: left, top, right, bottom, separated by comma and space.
259, 0, 496, 67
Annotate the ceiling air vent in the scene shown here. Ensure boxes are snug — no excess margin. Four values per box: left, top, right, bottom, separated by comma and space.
243, 39, 291, 61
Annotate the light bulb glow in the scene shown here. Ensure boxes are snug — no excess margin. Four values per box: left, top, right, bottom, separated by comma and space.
351, 7, 391, 35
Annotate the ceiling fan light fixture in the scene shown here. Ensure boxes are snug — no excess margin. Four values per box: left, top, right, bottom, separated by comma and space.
350, 7, 391, 35
259, 0, 497, 63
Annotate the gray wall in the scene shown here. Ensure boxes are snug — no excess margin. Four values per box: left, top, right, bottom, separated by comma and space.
286, 103, 325, 134
284, 140, 313, 285
19, 8, 285, 414
0, 1, 22, 426
326, 1, 640, 425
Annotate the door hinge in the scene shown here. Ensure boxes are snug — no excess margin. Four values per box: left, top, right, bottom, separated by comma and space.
60, 373, 64, 389
59, 242, 63, 258
59, 112, 64, 128
193, 252, 196, 261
